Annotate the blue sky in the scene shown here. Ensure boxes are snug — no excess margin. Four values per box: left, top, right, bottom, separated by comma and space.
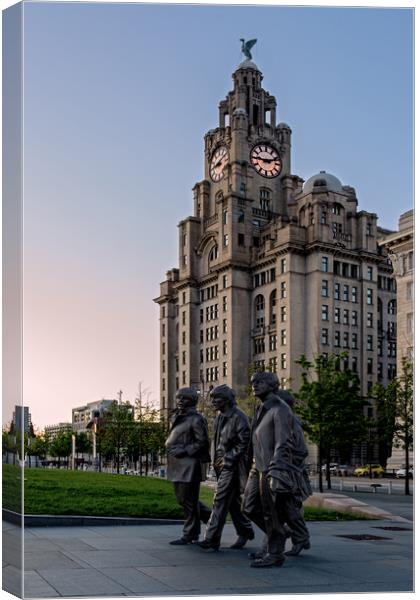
19, 3, 413, 427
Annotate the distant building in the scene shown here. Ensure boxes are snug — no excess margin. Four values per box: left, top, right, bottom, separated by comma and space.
378, 210, 414, 374
44, 422, 72, 440
72, 399, 114, 433
12, 406, 32, 434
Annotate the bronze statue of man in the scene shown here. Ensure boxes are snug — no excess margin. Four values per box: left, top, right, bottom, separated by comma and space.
165, 387, 211, 545
242, 371, 297, 568
198, 385, 254, 551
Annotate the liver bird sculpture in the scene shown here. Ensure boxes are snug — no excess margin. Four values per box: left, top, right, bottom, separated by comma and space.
240, 38, 257, 60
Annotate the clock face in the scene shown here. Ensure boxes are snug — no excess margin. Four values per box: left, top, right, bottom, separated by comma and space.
210, 146, 229, 182
250, 144, 282, 178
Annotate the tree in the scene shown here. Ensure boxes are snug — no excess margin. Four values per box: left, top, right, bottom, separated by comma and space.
76, 431, 92, 460
49, 431, 72, 467
100, 401, 134, 473
294, 353, 368, 492
29, 434, 49, 462
392, 358, 413, 496
370, 382, 397, 468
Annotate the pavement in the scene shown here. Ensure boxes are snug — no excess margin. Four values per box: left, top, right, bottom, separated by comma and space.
3, 513, 413, 597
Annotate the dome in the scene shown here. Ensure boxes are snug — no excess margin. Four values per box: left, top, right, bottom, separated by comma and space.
277, 122, 291, 131
235, 59, 260, 72
302, 171, 344, 194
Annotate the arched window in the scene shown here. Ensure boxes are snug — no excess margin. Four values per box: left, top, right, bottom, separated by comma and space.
260, 188, 272, 211
209, 245, 219, 263
388, 299, 397, 315
299, 207, 305, 226
254, 294, 265, 329
269, 289, 277, 325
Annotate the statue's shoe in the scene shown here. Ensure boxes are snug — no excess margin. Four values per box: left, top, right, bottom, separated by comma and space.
169, 537, 198, 545
285, 541, 311, 556
250, 555, 285, 568
230, 531, 255, 549
248, 549, 265, 560
197, 539, 220, 551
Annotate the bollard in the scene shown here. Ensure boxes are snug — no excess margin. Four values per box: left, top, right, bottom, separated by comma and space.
388, 481, 392, 495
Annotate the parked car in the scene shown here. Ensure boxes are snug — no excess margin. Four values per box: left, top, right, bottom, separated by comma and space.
354, 464, 384, 478
336, 464, 354, 477
396, 466, 413, 479
321, 463, 338, 474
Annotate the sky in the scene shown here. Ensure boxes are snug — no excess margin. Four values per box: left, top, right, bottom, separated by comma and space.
6, 2, 413, 429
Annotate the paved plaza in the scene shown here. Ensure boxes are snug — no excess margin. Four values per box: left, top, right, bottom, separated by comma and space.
3, 516, 413, 597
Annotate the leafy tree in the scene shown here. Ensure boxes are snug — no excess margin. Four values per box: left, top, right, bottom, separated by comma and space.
370, 382, 397, 468
294, 353, 368, 492
49, 431, 72, 467
100, 401, 134, 473
76, 431, 92, 459
392, 358, 413, 495
29, 434, 49, 461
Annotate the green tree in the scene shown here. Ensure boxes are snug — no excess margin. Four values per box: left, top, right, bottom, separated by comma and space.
294, 353, 368, 492
100, 401, 134, 473
49, 431, 72, 467
76, 431, 92, 461
29, 434, 49, 462
370, 382, 397, 468
392, 358, 413, 496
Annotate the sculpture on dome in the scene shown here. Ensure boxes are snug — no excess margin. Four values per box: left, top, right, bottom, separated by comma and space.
240, 38, 257, 60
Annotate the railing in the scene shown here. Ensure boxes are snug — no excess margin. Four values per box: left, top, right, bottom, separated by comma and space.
204, 213, 218, 228
332, 231, 352, 243
252, 207, 280, 220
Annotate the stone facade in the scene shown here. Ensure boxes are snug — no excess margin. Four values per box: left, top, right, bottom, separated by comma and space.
154, 60, 397, 463
72, 399, 114, 433
44, 422, 72, 440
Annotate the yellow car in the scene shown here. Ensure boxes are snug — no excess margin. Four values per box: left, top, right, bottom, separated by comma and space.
354, 464, 384, 478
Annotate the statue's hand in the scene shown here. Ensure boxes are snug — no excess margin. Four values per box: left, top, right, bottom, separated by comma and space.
168, 446, 187, 458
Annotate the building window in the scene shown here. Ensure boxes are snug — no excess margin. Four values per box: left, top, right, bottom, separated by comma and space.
367, 335, 373, 351
280, 281, 287, 298
200, 309, 204, 324
223, 339, 228, 355
269, 357, 277, 372
352, 356, 358, 373
182, 331, 186, 345
209, 245, 219, 262
388, 364, 396, 380
367, 288, 373, 305
322, 305, 329, 321
281, 354, 287, 369
238, 209, 245, 223
162, 360, 166, 373
254, 337, 265, 354
321, 329, 329, 345
388, 299, 397, 315
321, 256, 329, 272
162, 323, 166, 337
162, 379, 166, 391
334, 307, 340, 324
407, 313, 413, 334
269, 334, 277, 351
223, 362, 228, 377
223, 234, 229, 247
280, 258, 286, 274
388, 321, 396, 337
223, 318, 228, 334
367, 357, 373, 375
161, 307, 166, 318
281, 306, 287, 322
366, 222, 372, 236
162, 342, 166, 354
321, 280, 329, 298
367, 266, 373, 281
367, 312, 373, 328
343, 331, 349, 348
351, 333, 358, 349
238, 233, 245, 246
183, 255, 188, 267
182, 311, 186, 325
321, 211, 327, 224
343, 284, 349, 302
406, 282, 413, 301
378, 362, 383, 379
223, 210, 228, 225
334, 331, 341, 347
334, 260, 341, 276
182, 350, 186, 365
334, 283, 340, 300
332, 203, 341, 215
388, 342, 396, 358
223, 296, 227, 312
351, 287, 358, 303
255, 294, 265, 328
269, 290, 277, 325
222, 275, 228, 288
281, 329, 287, 346
343, 309, 349, 325
378, 339, 383, 357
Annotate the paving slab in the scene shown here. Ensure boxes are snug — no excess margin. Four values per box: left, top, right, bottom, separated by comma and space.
24, 571, 61, 597
62, 549, 168, 569
36, 567, 132, 597
96, 567, 175, 594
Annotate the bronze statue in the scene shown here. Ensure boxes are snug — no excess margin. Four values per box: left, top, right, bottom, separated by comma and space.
276, 389, 312, 556
165, 387, 211, 544
198, 385, 254, 551
242, 371, 297, 568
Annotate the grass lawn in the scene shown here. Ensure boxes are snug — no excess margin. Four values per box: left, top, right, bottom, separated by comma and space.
3, 464, 363, 521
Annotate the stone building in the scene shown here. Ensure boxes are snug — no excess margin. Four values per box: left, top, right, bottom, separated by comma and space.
378, 210, 414, 374
72, 399, 114, 433
44, 422, 72, 440
154, 58, 397, 462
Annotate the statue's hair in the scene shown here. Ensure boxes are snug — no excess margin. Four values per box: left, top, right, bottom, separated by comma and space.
176, 387, 199, 405
251, 370, 279, 391
210, 384, 236, 404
